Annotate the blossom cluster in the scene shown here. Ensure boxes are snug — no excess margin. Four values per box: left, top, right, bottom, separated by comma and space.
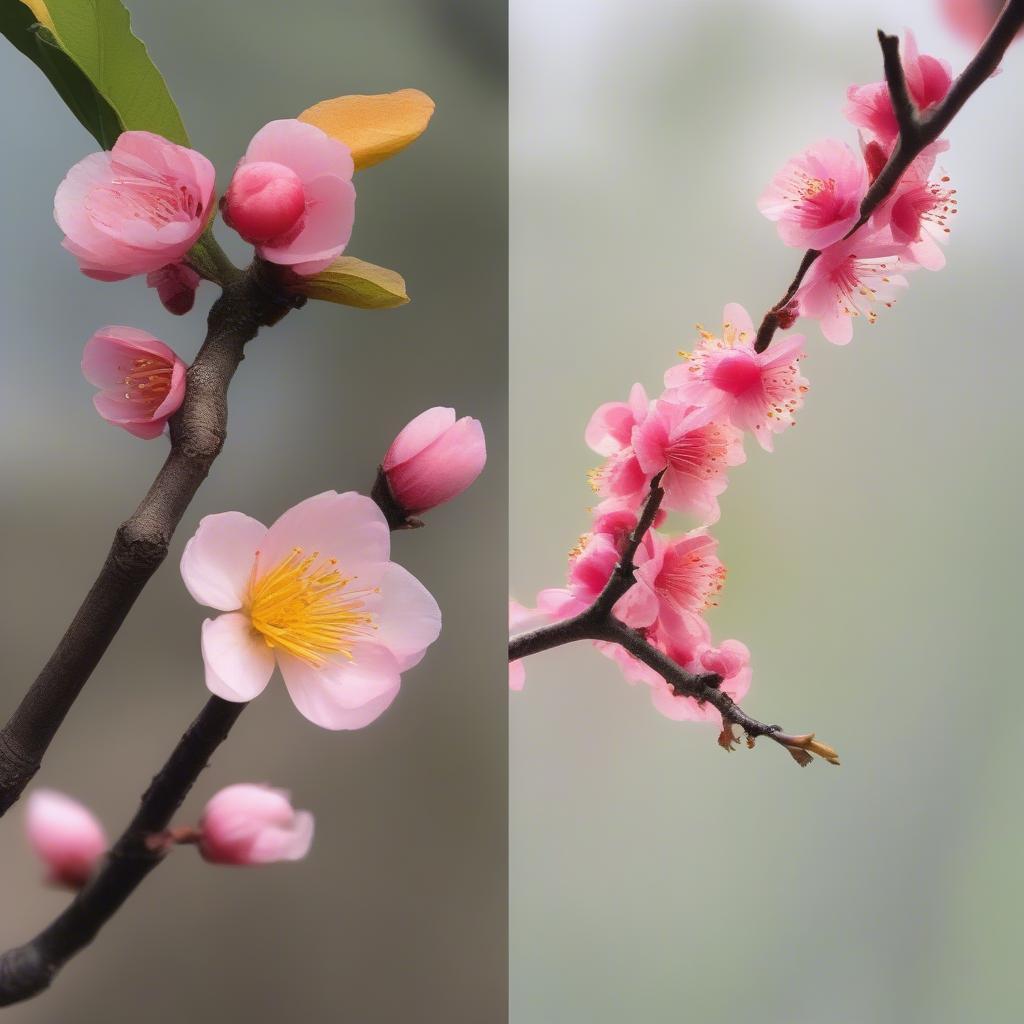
512, 31, 960, 727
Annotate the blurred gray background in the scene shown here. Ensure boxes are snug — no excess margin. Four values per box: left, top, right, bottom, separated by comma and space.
0, 1, 506, 1021
511, 2, 1023, 1022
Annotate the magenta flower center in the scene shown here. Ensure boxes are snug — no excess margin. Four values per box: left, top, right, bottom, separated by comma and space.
655, 546, 726, 613
665, 425, 729, 479
246, 547, 376, 667
708, 351, 761, 397
224, 161, 306, 244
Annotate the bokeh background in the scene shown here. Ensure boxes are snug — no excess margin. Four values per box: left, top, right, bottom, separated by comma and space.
511, 2, 1023, 1022
0, 1, 506, 1021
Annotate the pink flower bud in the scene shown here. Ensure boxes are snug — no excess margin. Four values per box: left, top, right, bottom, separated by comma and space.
146, 262, 202, 316
222, 161, 307, 245
198, 785, 314, 866
82, 326, 187, 440
382, 407, 487, 515
54, 131, 215, 281
25, 789, 107, 890
223, 119, 355, 275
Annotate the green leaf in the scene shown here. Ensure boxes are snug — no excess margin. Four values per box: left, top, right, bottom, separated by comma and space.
290, 257, 410, 310
2, 0, 189, 148
0, 4, 120, 147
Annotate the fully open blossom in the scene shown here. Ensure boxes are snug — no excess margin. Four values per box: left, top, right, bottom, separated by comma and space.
199, 784, 314, 866
381, 407, 487, 515
223, 119, 355, 275
82, 326, 187, 439
25, 789, 107, 890
147, 262, 201, 315
795, 230, 910, 345
649, 639, 751, 724
845, 32, 952, 146
872, 148, 957, 271
55, 131, 215, 280
616, 529, 726, 637
632, 401, 745, 522
180, 491, 441, 730
758, 138, 868, 249
663, 304, 807, 451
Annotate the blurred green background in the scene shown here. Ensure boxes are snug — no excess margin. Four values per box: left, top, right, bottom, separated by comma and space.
510, 1, 1023, 1022
0, 1, 506, 1021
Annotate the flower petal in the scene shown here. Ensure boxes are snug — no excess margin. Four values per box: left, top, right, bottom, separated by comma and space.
181, 512, 267, 611
278, 642, 401, 730
368, 563, 441, 671
201, 613, 276, 702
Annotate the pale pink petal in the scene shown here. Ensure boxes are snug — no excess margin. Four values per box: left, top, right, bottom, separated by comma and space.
278, 643, 402, 730
366, 563, 441, 671
201, 613, 276, 702
244, 119, 354, 184
383, 407, 456, 470
180, 512, 268, 611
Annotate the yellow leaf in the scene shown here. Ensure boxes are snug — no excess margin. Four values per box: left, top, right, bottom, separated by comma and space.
19, 0, 56, 34
290, 256, 409, 310
298, 89, 435, 171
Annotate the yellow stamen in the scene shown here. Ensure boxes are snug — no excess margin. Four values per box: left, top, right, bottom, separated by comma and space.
247, 547, 376, 667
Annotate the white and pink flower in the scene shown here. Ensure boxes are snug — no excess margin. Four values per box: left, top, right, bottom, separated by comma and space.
180, 491, 441, 730
222, 119, 356, 276
55, 131, 215, 280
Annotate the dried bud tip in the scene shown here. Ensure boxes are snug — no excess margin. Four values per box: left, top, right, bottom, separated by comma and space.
784, 732, 840, 766
718, 724, 739, 752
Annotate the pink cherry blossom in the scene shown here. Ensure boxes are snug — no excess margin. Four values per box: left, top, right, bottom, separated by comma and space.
844, 32, 952, 146
589, 497, 666, 547
632, 401, 745, 522
180, 491, 441, 730
663, 304, 808, 451
198, 784, 313, 866
795, 230, 910, 345
146, 262, 201, 315
616, 530, 726, 636
382, 407, 487, 515
872, 149, 957, 271
758, 138, 868, 249
25, 789, 107, 889
54, 131, 215, 280
82, 326, 187, 439
585, 383, 649, 455
649, 639, 751, 724
223, 119, 355, 276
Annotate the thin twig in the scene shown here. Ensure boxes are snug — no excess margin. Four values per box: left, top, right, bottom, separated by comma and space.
0, 259, 302, 816
753, 0, 1024, 352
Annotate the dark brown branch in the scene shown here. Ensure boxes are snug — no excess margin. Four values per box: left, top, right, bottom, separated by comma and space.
0, 697, 245, 1006
0, 484, 417, 1005
0, 259, 301, 816
753, 0, 1024, 352
509, 477, 839, 766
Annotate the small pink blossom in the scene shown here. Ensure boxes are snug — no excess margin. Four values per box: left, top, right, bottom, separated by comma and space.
82, 326, 187, 439
25, 789, 107, 890
758, 138, 868, 249
589, 497, 666, 547
845, 32, 952, 146
649, 639, 751, 724
873, 149, 957, 271
382, 407, 487, 515
632, 401, 745, 522
795, 230, 910, 345
223, 120, 355, 276
663, 304, 808, 451
198, 784, 314, 866
180, 491, 441, 730
55, 131, 215, 280
146, 262, 201, 315
585, 383, 649, 456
